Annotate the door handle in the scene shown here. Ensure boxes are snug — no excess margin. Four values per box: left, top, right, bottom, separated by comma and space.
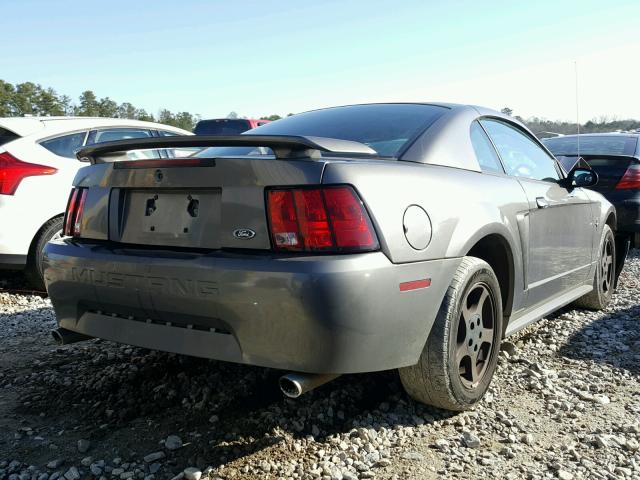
536, 197, 549, 209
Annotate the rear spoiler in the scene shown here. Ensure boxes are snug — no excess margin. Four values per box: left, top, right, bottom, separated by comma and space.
76, 135, 377, 164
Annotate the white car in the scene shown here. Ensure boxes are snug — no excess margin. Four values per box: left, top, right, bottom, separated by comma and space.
0, 117, 192, 288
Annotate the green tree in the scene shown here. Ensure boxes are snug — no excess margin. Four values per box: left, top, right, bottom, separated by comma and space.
13, 82, 40, 115
500, 107, 513, 116
135, 108, 154, 122
117, 102, 136, 119
77, 90, 100, 116
36, 87, 64, 116
227, 111, 238, 119
0, 80, 16, 116
59, 95, 75, 116
157, 109, 175, 125
173, 111, 197, 131
98, 97, 118, 117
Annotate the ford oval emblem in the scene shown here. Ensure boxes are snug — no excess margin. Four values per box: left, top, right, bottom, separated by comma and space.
233, 228, 256, 240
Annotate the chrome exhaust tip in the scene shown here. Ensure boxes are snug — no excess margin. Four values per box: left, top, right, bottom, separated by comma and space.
51, 328, 92, 346
279, 373, 339, 399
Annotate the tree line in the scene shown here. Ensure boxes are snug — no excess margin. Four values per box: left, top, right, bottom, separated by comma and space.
1, 80, 638, 136
0, 80, 200, 131
500, 108, 640, 138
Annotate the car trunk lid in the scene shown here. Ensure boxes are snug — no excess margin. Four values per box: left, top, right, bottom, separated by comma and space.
71, 134, 378, 250
75, 156, 328, 250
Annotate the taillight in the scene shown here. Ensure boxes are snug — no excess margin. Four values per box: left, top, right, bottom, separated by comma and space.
267, 186, 379, 252
0, 152, 57, 195
63, 188, 88, 237
616, 164, 640, 189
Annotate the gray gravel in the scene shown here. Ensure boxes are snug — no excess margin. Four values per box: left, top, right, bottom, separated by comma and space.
1, 251, 639, 480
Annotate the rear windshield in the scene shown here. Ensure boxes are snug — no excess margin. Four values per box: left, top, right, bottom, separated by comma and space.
544, 135, 638, 156
194, 119, 251, 135
0, 127, 19, 146
196, 104, 448, 158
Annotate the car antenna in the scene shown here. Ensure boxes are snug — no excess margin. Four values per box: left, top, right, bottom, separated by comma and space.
575, 60, 580, 158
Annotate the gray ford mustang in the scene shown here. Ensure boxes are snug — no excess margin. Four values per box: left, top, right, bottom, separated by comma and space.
44, 103, 620, 411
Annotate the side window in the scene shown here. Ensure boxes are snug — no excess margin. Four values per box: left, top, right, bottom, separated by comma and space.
39, 131, 87, 158
470, 121, 504, 174
157, 130, 198, 157
87, 128, 153, 144
87, 128, 160, 160
0, 127, 20, 147
480, 119, 561, 182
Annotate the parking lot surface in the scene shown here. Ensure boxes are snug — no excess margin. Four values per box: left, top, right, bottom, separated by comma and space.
1, 252, 639, 480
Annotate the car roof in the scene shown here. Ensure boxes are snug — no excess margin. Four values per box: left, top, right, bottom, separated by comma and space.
300, 102, 515, 125
0, 116, 192, 139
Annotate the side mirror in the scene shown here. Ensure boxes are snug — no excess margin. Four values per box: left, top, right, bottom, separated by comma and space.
562, 167, 598, 190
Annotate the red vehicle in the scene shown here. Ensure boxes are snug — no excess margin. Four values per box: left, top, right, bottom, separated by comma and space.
193, 118, 271, 135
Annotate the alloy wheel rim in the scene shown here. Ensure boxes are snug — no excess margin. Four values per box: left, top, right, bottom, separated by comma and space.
456, 283, 496, 389
600, 236, 614, 294
50, 229, 63, 243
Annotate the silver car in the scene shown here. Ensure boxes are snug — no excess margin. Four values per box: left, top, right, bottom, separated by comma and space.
43, 103, 618, 411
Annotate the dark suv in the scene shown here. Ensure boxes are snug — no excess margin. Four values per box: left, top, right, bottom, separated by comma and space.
193, 118, 270, 135
544, 133, 640, 247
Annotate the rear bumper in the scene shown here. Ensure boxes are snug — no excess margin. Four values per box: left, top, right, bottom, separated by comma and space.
608, 192, 640, 233
44, 239, 460, 374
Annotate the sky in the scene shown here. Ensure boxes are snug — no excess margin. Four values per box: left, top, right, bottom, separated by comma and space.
3, 0, 640, 121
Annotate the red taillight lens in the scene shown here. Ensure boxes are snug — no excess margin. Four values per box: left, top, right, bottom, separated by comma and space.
294, 189, 334, 249
73, 189, 88, 236
63, 188, 88, 237
268, 190, 300, 248
267, 186, 378, 252
324, 187, 377, 248
0, 152, 57, 195
63, 189, 79, 236
616, 165, 640, 189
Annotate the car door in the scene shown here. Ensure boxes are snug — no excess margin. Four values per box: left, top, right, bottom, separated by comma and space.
480, 118, 594, 307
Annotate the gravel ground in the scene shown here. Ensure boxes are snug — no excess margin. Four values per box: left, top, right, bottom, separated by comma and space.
1, 251, 639, 480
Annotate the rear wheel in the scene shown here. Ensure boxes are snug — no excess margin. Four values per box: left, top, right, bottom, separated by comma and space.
25, 216, 63, 291
399, 257, 503, 411
573, 224, 615, 310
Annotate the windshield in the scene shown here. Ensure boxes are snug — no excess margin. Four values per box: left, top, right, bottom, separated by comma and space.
544, 135, 638, 156
196, 104, 447, 158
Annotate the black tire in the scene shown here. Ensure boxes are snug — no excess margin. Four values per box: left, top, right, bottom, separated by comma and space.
399, 257, 503, 411
25, 216, 64, 291
573, 224, 615, 310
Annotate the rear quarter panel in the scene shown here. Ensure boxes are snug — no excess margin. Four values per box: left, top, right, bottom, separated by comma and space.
322, 161, 529, 310
583, 189, 616, 233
